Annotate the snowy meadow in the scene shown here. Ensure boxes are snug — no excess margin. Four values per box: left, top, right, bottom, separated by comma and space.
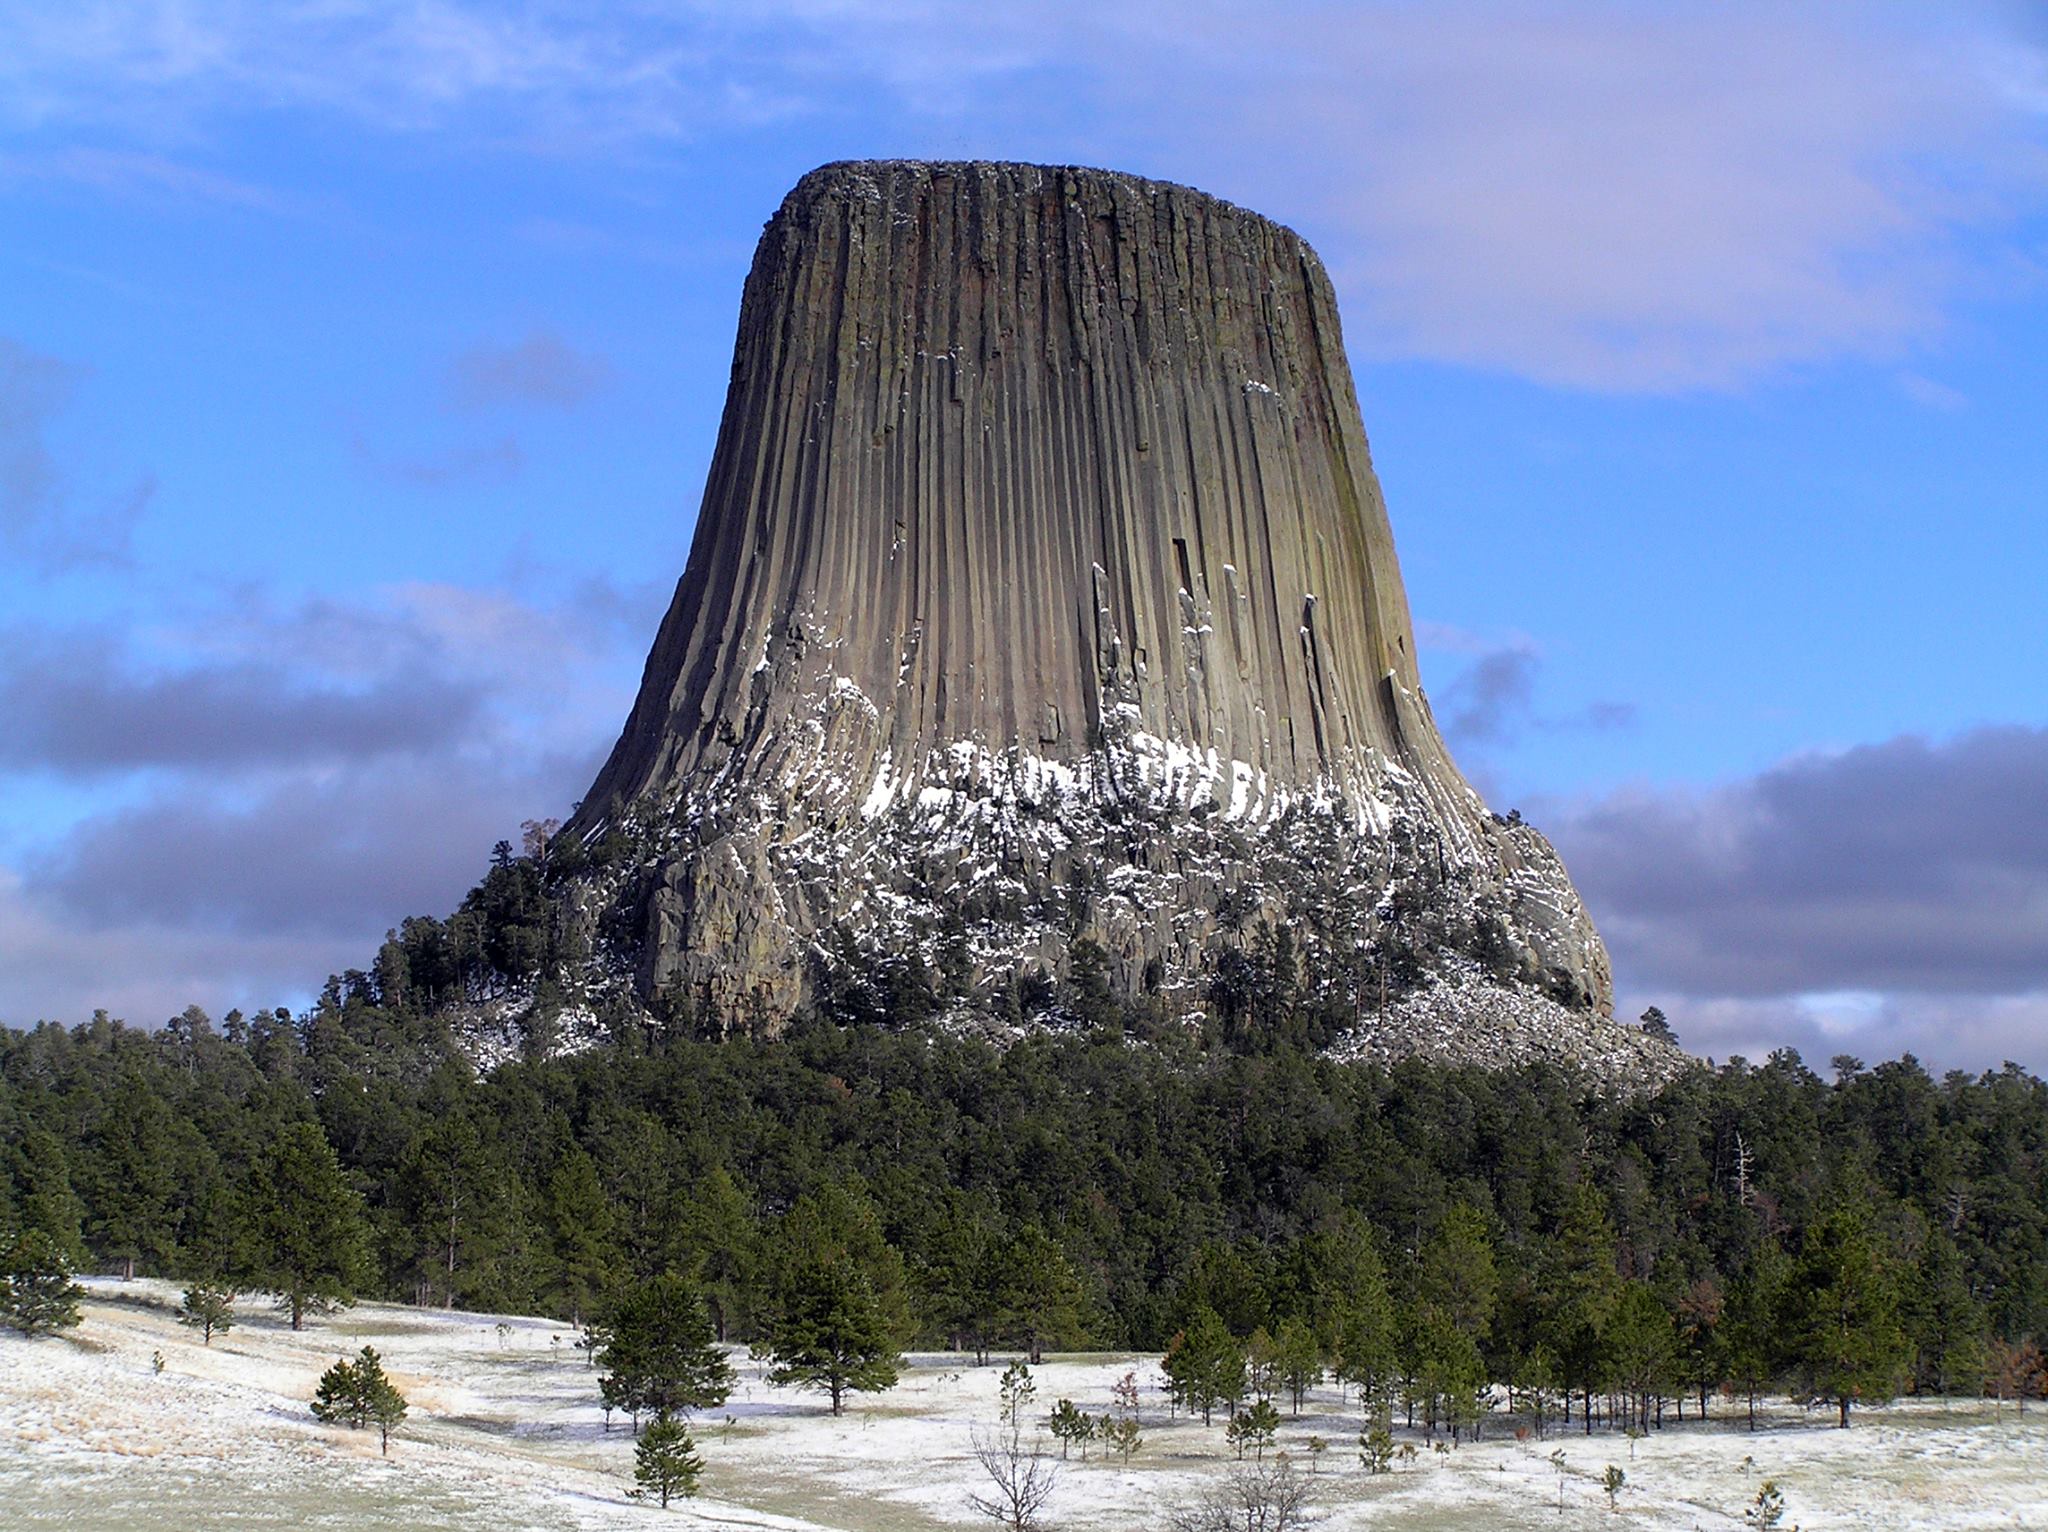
3, 1280, 2042, 1531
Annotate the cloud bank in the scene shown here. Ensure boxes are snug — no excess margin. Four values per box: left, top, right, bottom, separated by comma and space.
1538, 725, 2048, 1071
0, 577, 664, 1027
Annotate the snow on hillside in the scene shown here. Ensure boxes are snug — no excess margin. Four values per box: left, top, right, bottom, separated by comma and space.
3, 1279, 2044, 1530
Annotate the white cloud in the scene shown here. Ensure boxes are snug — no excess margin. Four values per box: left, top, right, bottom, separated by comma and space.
4, 4, 2042, 389
1620, 987, 2048, 1077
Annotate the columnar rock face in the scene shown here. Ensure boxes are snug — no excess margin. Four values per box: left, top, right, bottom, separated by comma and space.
567, 160, 1619, 1052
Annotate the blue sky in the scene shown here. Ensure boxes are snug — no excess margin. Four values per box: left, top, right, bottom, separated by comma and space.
2, 1, 2044, 1070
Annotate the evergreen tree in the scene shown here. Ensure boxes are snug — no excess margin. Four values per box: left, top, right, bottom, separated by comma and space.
543, 1145, 620, 1327
757, 1256, 902, 1414
15, 1129, 85, 1263
1907, 1228, 1988, 1397
1047, 1397, 1090, 1458
1536, 1181, 1621, 1432
600, 1273, 736, 1422
1226, 1399, 1280, 1460
634, 1411, 703, 1506
915, 1202, 1002, 1361
1, 1230, 85, 1336
253, 1122, 371, 1329
996, 1222, 1086, 1363
672, 1165, 757, 1342
1332, 1249, 1400, 1412
1416, 1202, 1499, 1342
393, 1111, 524, 1310
1784, 1208, 1909, 1426
177, 1281, 237, 1344
84, 1079, 180, 1279
1410, 1304, 1488, 1440
1674, 1276, 1726, 1419
1725, 1240, 1789, 1430
761, 1181, 911, 1346
1603, 1280, 1674, 1433
1273, 1316, 1322, 1413
311, 1345, 408, 1454
1162, 1306, 1244, 1426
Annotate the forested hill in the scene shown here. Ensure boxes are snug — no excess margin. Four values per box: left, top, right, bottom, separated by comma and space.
3, 994, 2045, 1416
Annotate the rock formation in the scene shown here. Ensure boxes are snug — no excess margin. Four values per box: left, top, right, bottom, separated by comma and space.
560, 159, 1648, 1069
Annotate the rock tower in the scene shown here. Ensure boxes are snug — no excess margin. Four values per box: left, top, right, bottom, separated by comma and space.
563, 160, 1635, 1065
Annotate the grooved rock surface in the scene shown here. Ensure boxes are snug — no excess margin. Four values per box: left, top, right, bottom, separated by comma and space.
566, 160, 1629, 1059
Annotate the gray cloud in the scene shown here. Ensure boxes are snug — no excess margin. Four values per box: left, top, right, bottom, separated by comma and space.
449, 331, 612, 410
0, 863, 355, 1025
1545, 725, 2048, 1000
0, 628, 482, 773
0, 576, 646, 1025
26, 747, 598, 940
0, 336, 143, 567
1441, 646, 1539, 746
1423, 627, 1636, 752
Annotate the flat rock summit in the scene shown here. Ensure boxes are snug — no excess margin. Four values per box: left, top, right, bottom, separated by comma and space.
552, 160, 1668, 1076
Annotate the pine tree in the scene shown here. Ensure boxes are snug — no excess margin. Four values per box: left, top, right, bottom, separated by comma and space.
85, 1079, 181, 1280
1162, 1306, 1243, 1426
996, 1223, 1085, 1364
311, 1346, 409, 1454
364, 1354, 409, 1455
1047, 1398, 1089, 1458
1784, 1208, 1908, 1427
1674, 1276, 1726, 1419
634, 1410, 703, 1506
177, 1281, 237, 1344
599, 1273, 736, 1423
1273, 1316, 1322, 1413
543, 1145, 619, 1327
1907, 1228, 1988, 1397
1417, 1203, 1499, 1342
16, 1129, 85, 1263
1603, 1280, 1674, 1434
760, 1181, 911, 1344
253, 1123, 370, 1329
1, 1229, 85, 1336
757, 1256, 901, 1415
672, 1165, 757, 1342
1333, 1250, 1399, 1412
394, 1112, 523, 1310
1537, 1181, 1621, 1432
1102, 1369, 1144, 1462
1726, 1240, 1789, 1430
1226, 1398, 1281, 1460
1410, 1304, 1488, 1441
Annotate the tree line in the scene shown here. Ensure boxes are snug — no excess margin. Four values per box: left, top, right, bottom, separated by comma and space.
4, 982, 2046, 1431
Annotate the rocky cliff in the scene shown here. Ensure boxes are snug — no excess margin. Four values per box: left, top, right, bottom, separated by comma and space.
559, 160, 1650, 1070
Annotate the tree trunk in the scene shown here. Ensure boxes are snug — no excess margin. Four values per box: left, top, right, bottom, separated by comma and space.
1839, 1395, 1850, 1429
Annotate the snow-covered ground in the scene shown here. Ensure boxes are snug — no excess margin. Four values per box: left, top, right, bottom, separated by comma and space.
3, 1279, 2043, 1530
